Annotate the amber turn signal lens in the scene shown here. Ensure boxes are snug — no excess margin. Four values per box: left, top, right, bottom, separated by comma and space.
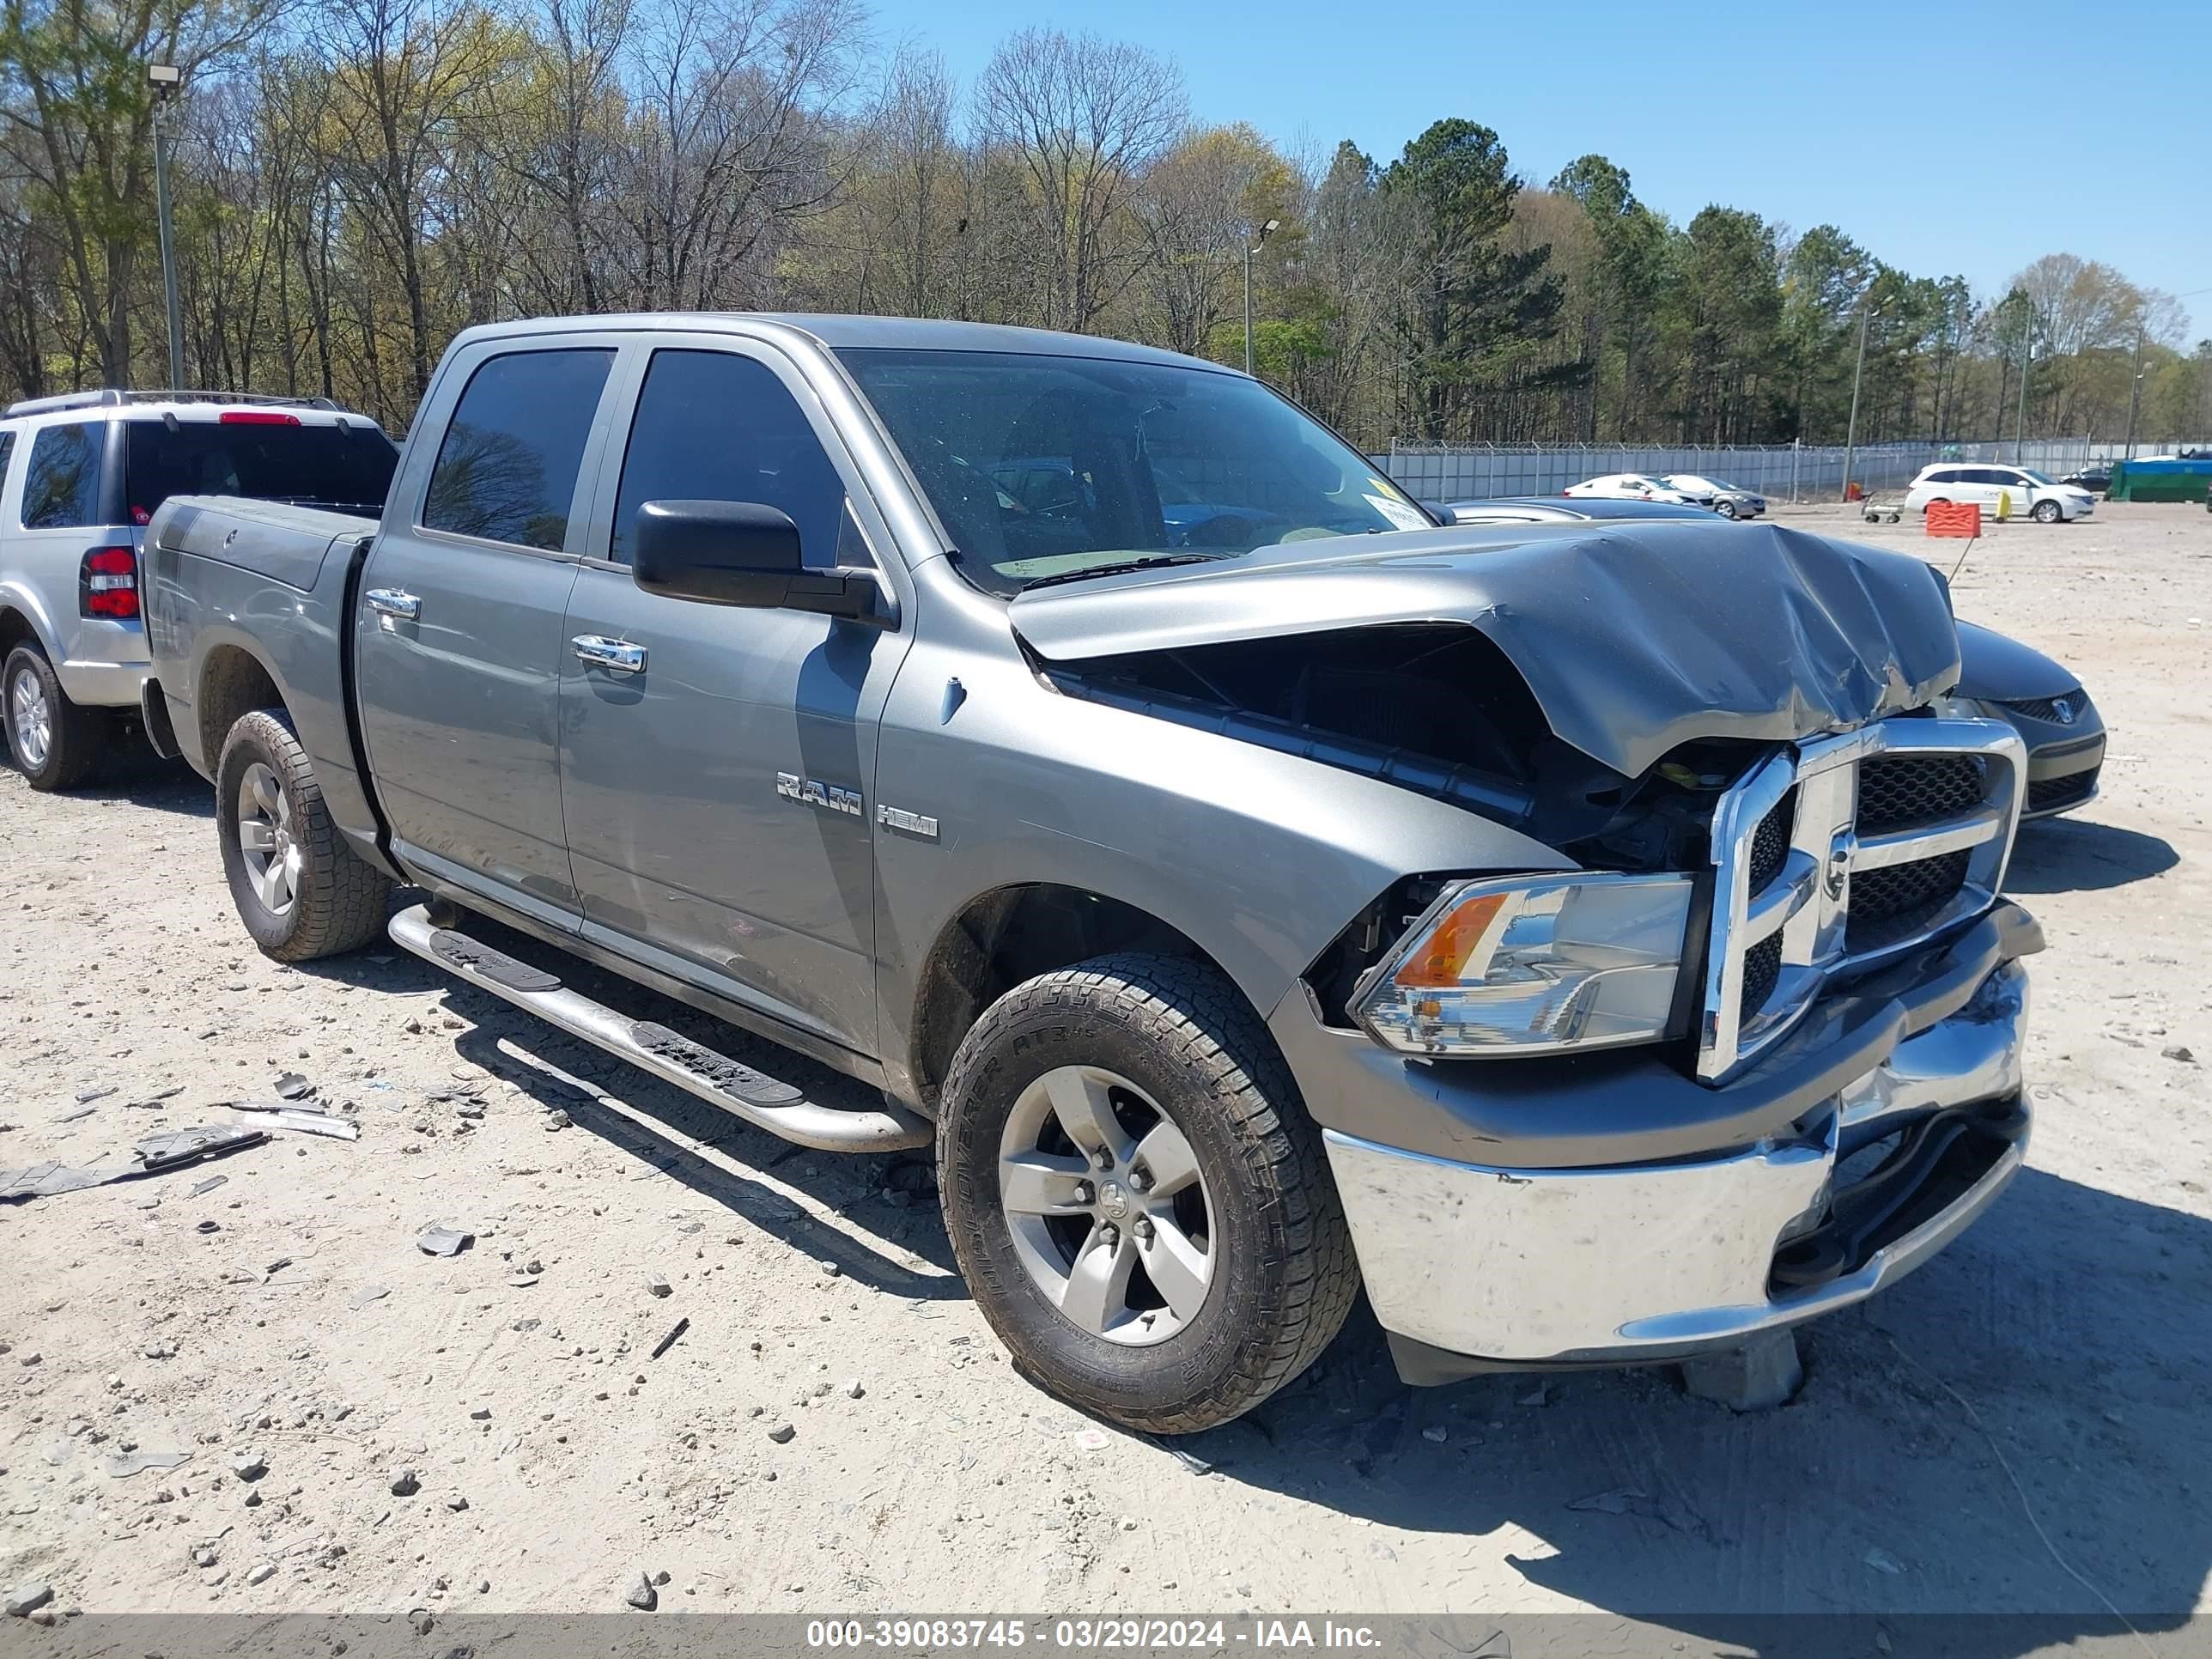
1393, 891, 1508, 988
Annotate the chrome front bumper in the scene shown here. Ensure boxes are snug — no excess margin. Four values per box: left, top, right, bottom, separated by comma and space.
1326, 957, 2029, 1369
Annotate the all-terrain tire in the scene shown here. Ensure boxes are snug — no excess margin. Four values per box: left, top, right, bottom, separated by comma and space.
216, 708, 392, 961
4, 642, 106, 791
937, 951, 1359, 1434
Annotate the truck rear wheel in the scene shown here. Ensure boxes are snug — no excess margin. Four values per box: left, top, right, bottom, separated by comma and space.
5, 643, 105, 792
216, 708, 392, 962
937, 952, 1358, 1434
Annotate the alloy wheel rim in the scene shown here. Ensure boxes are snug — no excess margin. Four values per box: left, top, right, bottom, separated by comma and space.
235, 761, 300, 916
10, 668, 51, 769
997, 1064, 1215, 1347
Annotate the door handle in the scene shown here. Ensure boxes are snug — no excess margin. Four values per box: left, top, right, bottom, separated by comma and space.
366, 588, 421, 621
572, 635, 647, 675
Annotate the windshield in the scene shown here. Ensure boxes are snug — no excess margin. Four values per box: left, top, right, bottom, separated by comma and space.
2018, 469, 2056, 486
836, 348, 1432, 593
124, 418, 399, 524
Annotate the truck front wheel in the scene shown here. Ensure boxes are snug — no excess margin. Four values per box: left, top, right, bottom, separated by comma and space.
938, 952, 1358, 1434
215, 708, 392, 961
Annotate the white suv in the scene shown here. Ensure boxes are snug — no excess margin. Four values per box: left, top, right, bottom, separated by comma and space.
0, 390, 397, 789
1903, 463, 2095, 525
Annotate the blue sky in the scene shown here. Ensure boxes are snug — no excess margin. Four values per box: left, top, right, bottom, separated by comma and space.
869, 0, 2209, 338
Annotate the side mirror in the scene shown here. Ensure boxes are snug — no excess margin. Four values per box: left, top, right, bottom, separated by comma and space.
631, 499, 890, 626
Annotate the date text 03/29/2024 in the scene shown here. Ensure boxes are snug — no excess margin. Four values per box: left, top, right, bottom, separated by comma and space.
804, 1620, 1384, 1651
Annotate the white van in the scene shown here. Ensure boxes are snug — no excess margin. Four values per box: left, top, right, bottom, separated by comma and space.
1903, 463, 2095, 524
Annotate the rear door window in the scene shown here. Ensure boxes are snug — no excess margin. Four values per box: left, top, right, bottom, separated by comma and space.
124, 419, 400, 524
422, 349, 615, 551
21, 422, 104, 529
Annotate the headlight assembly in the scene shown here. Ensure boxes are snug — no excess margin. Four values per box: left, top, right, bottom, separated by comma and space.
1352, 872, 1694, 1056
1929, 692, 1990, 720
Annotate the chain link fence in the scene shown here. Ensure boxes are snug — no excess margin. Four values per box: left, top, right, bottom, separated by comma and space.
1373, 438, 2211, 504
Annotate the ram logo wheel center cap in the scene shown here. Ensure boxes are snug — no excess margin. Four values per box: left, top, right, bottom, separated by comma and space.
1097, 1181, 1130, 1220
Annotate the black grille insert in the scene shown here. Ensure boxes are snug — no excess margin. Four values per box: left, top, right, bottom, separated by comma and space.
1846, 850, 1970, 950
1738, 933, 1784, 1027
2027, 767, 2098, 814
1746, 788, 1796, 895
1856, 753, 1985, 834
1999, 693, 2085, 724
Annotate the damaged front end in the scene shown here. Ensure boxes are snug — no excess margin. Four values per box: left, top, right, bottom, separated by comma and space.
1013, 519, 2039, 1377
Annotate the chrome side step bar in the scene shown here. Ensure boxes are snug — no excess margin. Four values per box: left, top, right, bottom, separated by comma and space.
387, 903, 932, 1152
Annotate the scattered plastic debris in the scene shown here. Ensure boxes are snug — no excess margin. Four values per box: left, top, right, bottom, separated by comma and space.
102, 1448, 191, 1479
416, 1224, 473, 1257
1567, 1486, 1710, 1537
233, 1104, 360, 1140
349, 1285, 391, 1310
190, 1175, 228, 1197
51, 1106, 97, 1124
75, 1085, 118, 1104
2, 1160, 124, 1200
137, 1123, 266, 1170
274, 1073, 314, 1100
1073, 1429, 1109, 1452
649, 1317, 690, 1360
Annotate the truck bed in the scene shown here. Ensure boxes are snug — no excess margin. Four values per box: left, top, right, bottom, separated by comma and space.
143, 494, 387, 867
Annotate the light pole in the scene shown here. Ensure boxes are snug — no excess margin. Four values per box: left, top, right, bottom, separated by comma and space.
1243, 216, 1279, 378
2013, 334, 2034, 465
2124, 326, 2148, 460
148, 62, 184, 389
1839, 296, 1883, 503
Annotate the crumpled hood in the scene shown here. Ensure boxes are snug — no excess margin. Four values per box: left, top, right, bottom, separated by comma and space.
1009, 520, 1960, 778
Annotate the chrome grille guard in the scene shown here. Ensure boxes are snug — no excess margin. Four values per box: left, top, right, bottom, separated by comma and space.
1697, 717, 2027, 1083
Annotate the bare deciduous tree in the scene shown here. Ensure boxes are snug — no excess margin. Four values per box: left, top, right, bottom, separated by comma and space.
975, 27, 1184, 331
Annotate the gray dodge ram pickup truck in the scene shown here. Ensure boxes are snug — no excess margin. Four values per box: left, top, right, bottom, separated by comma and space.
143, 313, 2040, 1433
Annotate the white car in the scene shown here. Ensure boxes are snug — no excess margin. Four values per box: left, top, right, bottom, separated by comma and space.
0, 388, 398, 789
1903, 463, 2095, 525
1563, 472, 1710, 507
1662, 473, 1766, 519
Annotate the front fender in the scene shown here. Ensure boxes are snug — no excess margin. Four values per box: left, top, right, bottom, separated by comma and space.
871, 641, 1571, 1100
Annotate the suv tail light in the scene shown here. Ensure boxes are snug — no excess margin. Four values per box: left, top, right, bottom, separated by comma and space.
80, 544, 139, 620
219, 410, 301, 426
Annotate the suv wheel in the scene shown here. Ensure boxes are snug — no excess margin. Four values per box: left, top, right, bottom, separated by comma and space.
4, 643, 104, 791
216, 708, 392, 961
938, 952, 1358, 1434
2032, 499, 2063, 524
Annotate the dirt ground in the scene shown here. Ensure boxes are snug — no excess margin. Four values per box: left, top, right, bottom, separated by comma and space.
2, 501, 2208, 1627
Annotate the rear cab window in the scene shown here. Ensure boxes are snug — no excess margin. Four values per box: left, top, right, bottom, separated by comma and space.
21, 422, 106, 528
123, 416, 399, 525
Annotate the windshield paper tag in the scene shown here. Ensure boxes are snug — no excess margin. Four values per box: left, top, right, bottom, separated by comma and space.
1365, 494, 1431, 532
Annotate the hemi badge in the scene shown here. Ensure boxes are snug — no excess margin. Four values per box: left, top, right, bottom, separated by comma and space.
877, 804, 939, 840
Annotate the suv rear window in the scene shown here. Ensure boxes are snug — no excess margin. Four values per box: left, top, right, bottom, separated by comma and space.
123, 418, 399, 525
